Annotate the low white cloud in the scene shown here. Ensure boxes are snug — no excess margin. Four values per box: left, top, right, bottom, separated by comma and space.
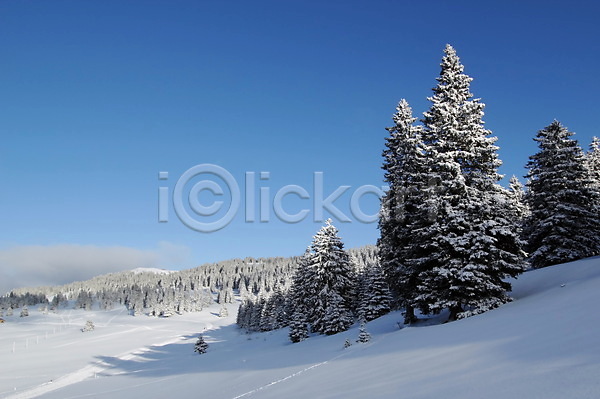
0, 242, 191, 295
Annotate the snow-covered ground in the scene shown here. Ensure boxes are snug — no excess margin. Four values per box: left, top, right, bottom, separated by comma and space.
1, 257, 600, 399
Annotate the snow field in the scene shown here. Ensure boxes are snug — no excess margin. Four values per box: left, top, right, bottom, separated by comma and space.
1, 257, 599, 398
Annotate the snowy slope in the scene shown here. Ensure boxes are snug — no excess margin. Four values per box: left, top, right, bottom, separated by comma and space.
2, 257, 599, 399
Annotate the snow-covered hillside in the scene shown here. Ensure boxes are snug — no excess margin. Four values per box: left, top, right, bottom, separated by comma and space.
2, 257, 599, 399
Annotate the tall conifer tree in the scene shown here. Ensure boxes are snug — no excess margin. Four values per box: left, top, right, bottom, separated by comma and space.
377, 99, 429, 323
524, 121, 600, 268
413, 44, 525, 320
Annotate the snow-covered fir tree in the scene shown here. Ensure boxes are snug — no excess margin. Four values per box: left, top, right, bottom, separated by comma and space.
251, 296, 267, 332
262, 287, 287, 330
288, 308, 309, 343
194, 335, 208, 354
287, 248, 315, 318
357, 262, 391, 322
412, 44, 525, 320
587, 136, 600, 190
259, 296, 276, 332
81, 320, 95, 332
508, 175, 530, 224
236, 299, 254, 330
357, 320, 371, 343
320, 290, 354, 335
524, 121, 600, 268
285, 251, 313, 342
304, 219, 356, 335
218, 304, 228, 318
377, 99, 429, 324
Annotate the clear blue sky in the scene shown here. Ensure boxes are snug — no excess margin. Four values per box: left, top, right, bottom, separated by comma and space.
1, 0, 599, 291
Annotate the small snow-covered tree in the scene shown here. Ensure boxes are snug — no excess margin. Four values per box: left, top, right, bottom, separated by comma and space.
524, 121, 600, 268
357, 320, 371, 343
218, 304, 229, 318
194, 335, 209, 354
81, 320, 95, 332
20, 307, 29, 317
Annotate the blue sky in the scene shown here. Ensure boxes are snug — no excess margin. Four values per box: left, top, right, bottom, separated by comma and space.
1, 1, 599, 292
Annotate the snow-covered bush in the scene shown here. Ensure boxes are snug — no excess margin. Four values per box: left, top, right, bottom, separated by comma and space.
81, 320, 95, 332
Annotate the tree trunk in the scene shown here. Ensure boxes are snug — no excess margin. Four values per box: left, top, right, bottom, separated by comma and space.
448, 304, 463, 321
403, 304, 418, 324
